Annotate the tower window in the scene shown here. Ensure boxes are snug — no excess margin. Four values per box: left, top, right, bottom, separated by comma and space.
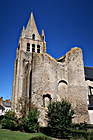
37, 45, 40, 53
32, 34, 35, 40
32, 44, 35, 52
18, 44, 20, 50
27, 43, 30, 52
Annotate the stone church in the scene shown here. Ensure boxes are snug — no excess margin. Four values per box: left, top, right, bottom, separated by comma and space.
12, 13, 93, 126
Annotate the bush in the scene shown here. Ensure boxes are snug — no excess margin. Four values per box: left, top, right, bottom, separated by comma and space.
1, 110, 18, 130
1, 108, 39, 133
29, 136, 52, 140
0, 115, 4, 123
16, 117, 25, 131
47, 100, 74, 138
22, 108, 39, 133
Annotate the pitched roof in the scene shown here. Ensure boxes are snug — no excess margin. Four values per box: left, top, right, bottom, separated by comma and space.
3, 101, 11, 107
84, 67, 93, 81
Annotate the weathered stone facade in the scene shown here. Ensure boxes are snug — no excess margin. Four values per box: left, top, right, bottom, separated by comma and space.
12, 13, 89, 126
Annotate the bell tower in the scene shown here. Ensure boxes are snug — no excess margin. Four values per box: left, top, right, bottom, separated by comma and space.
18, 13, 46, 53
12, 13, 46, 111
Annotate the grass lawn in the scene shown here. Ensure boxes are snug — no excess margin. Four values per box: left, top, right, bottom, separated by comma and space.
0, 129, 48, 140
1, 127, 93, 140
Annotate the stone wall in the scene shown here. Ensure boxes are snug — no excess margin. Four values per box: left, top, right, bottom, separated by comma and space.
66, 48, 89, 123
12, 47, 90, 126
29, 48, 89, 125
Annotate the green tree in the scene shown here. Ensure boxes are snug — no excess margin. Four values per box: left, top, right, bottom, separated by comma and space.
23, 108, 39, 133
1, 110, 18, 130
47, 100, 74, 138
16, 96, 39, 132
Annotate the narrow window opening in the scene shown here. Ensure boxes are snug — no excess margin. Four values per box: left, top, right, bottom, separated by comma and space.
37, 45, 40, 53
43, 94, 52, 107
18, 44, 20, 50
27, 43, 30, 52
32, 44, 35, 52
32, 34, 35, 40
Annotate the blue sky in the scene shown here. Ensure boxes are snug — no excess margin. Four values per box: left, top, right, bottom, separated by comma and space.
0, 0, 93, 100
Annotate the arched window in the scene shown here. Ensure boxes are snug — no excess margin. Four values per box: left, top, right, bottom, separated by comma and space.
43, 94, 52, 107
27, 43, 30, 52
58, 80, 68, 96
32, 44, 35, 52
32, 34, 35, 40
58, 80, 68, 85
37, 45, 40, 53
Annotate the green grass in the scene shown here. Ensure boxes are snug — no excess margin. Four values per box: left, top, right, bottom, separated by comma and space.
0, 129, 48, 140
1, 128, 93, 140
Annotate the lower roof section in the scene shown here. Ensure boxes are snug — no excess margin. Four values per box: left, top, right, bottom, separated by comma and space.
84, 67, 93, 81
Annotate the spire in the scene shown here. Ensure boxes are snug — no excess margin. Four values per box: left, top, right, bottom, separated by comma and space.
26, 12, 37, 31
22, 26, 25, 31
25, 12, 41, 40
26, 12, 35, 30
41, 29, 45, 41
42, 29, 45, 36
21, 26, 25, 37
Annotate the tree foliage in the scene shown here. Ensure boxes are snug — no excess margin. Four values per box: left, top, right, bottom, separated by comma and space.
16, 97, 39, 132
1, 101, 39, 133
22, 108, 39, 133
1, 110, 18, 130
47, 100, 74, 138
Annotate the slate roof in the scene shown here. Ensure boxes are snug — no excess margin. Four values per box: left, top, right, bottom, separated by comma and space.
88, 105, 93, 110
84, 67, 93, 81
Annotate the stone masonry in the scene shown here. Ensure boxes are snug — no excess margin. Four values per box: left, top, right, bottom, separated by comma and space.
12, 13, 89, 126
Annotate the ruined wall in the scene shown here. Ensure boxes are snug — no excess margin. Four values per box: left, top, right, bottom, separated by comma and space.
31, 53, 58, 126
30, 48, 89, 125
57, 58, 68, 100
12, 47, 89, 126
66, 48, 89, 123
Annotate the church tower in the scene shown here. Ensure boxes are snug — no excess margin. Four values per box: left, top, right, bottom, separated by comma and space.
12, 13, 46, 111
